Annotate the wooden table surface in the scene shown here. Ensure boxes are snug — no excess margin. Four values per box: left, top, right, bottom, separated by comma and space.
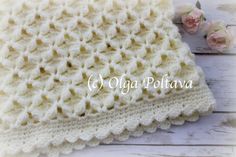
64, 0, 236, 157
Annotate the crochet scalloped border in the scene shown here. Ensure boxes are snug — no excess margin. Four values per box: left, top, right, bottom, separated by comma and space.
0, 83, 215, 157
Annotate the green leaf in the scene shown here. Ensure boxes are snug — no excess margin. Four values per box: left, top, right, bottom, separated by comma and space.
196, 0, 201, 9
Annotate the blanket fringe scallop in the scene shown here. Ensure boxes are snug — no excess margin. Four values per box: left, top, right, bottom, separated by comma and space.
3, 112, 212, 157
0, 84, 215, 157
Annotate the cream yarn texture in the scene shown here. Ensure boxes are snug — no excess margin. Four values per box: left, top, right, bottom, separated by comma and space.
0, 0, 215, 157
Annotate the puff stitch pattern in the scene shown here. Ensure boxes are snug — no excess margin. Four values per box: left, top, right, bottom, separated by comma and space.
0, 0, 215, 157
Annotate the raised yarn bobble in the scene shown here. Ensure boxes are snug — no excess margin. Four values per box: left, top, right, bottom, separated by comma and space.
0, 0, 201, 129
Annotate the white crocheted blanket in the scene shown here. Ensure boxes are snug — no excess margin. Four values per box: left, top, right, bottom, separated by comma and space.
0, 0, 215, 157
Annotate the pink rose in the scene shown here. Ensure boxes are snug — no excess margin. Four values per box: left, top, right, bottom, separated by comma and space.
204, 21, 235, 52
207, 29, 234, 52
181, 8, 204, 34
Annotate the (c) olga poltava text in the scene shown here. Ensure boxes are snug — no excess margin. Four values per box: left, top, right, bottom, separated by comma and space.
88, 74, 193, 94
